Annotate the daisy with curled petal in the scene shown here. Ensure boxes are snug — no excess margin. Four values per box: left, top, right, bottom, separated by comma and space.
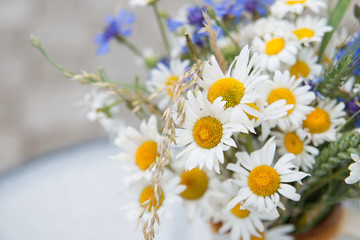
244, 98, 293, 141
198, 45, 268, 131
287, 48, 322, 80
302, 98, 346, 146
272, 127, 319, 171
292, 15, 332, 47
146, 58, 190, 110
345, 153, 360, 185
260, 70, 315, 130
112, 115, 161, 185
270, 0, 327, 18
120, 172, 186, 223
175, 91, 244, 173
209, 180, 277, 240
251, 225, 295, 240
251, 20, 299, 72
226, 137, 309, 213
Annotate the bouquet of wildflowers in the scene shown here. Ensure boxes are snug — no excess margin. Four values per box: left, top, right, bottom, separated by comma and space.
31, 0, 360, 239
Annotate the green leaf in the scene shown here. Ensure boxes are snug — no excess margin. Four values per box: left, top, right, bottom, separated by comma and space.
318, 0, 352, 62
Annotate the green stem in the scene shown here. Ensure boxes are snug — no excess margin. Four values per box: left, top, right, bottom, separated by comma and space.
245, 134, 253, 153
31, 38, 75, 77
207, 9, 240, 53
116, 36, 146, 60
152, 3, 170, 55
301, 167, 348, 201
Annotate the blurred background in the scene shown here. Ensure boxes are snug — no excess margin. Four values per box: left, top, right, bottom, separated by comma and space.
0, 0, 192, 174
1, 0, 360, 239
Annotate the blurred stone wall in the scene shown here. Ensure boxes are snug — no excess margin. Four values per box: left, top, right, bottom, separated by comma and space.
0, 0, 190, 174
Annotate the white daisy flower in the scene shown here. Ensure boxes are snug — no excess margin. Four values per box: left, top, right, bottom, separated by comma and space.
302, 99, 346, 146
244, 98, 293, 141
209, 180, 277, 240
177, 167, 218, 220
82, 87, 124, 135
272, 127, 319, 171
175, 91, 245, 173
345, 153, 360, 184
251, 225, 295, 240
251, 21, 299, 72
287, 48, 322, 80
198, 45, 268, 131
227, 137, 309, 213
292, 15, 332, 46
113, 115, 161, 185
270, 0, 327, 18
261, 70, 315, 130
120, 172, 185, 223
146, 58, 190, 110
129, 0, 156, 7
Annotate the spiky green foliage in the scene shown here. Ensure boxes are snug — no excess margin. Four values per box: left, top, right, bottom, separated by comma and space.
317, 51, 356, 98
312, 131, 360, 178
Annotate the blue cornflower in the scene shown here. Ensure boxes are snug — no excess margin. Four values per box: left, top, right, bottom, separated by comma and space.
204, 0, 243, 19
187, 6, 206, 29
236, 0, 274, 16
94, 10, 135, 55
302, 78, 324, 98
166, 19, 184, 32
337, 32, 360, 76
344, 96, 360, 127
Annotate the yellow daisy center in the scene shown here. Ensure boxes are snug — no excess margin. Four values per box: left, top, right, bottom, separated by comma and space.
251, 232, 266, 240
135, 141, 157, 171
231, 203, 250, 218
303, 107, 331, 134
290, 61, 310, 79
193, 116, 223, 149
286, 0, 307, 5
139, 185, 164, 210
267, 88, 296, 115
248, 165, 280, 197
284, 132, 303, 155
180, 168, 208, 200
293, 28, 315, 41
165, 75, 178, 97
245, 103, 260, 121
265, 38, 285, 55
207, 77, 245, 109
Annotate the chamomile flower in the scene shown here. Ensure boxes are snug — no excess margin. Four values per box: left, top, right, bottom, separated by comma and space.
261, 70, 315, 130
198, 45, 268, 130
272, 127, 319, 171
270, 0, 327, 18
113, 115, 161, 185
211, 180, 277, 240
120, 173, 185, 223
244, 98, 293, 141
146, 58, 190, 110
292, 15, 332, 46
251, 21, 299, 72
287, 48, 322, 80
227, 137, 309, 213
345, 153, 360, 184
175, 91, 243, 173
177, 167, 217, 220
251, 225, 295, 240
302, 99, 346, 146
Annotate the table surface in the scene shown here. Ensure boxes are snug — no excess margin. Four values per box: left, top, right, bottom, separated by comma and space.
0, 139, 358, 240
